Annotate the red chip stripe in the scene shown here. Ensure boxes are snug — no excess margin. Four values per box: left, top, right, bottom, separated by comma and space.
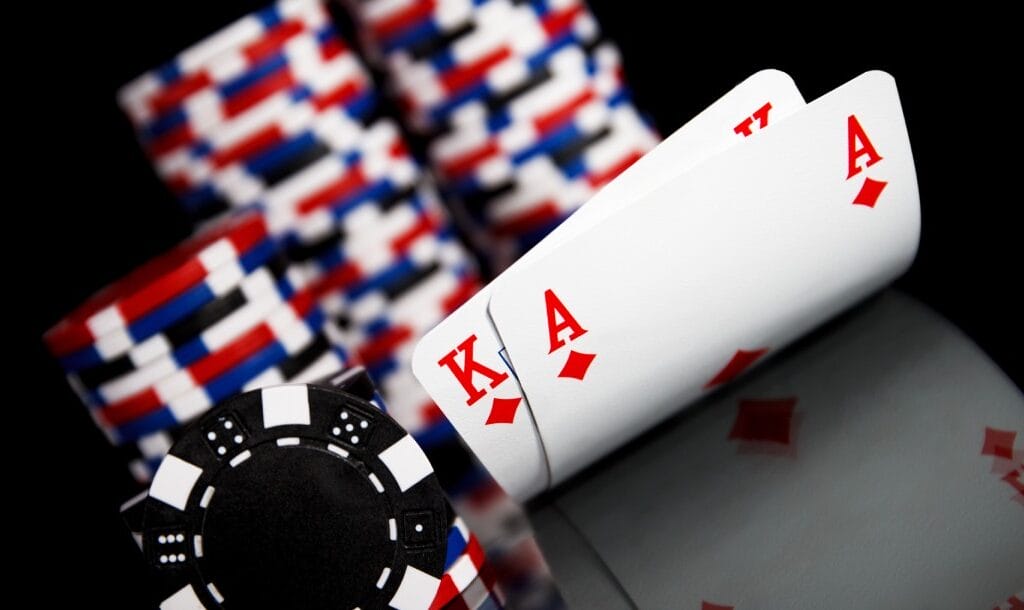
492, 201, 561, 237
442, 47, 511, 94
211, 124, 287, 169
319, 36, 346, 61
311, 261, 363, 299
442, 275, 480, 315
224, 68, 296, 118
147, 123, 197, 158
311, 78, 366, 111
149, 73, 213, 117
586, 149, 643, 188
371, 0, 437, 39
429, 577, 460, 610
357, 326, 414, 367
534, 88, 597, 135
541, 3, 585, 37
243, 20, 307, 64
439, 141, 500, 179
428, 533, 487, 610
296, 165, 369, 216
390, 213, 440, 254
420, 401, 445, 426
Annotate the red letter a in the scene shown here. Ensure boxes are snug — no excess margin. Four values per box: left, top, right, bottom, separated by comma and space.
545, 289, 587, 354
847, 114, 882, 179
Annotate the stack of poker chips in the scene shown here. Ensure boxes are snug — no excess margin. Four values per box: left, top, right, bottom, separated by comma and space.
115, 0, 482, 443
43, 212, 348, 482
348, 0, 660, 270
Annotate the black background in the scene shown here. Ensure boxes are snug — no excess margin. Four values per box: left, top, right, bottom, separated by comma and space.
17, 3, 1019, 607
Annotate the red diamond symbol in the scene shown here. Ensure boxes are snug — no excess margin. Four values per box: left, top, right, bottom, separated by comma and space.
558, 350, 596, 380
1001, 470, 1024, 497
704, 348, 768, 389
1008, 595, 1024, 609
485, 396, 522, 425
728, 398, 797, 445
981, 427, 1017, 460
702, 603, 734, 610
852, 176, 887, 207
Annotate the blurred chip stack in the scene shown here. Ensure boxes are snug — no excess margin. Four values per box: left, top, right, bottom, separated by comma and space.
113, 0, 482, 447
43, 212, 347, 482
347, 0, 660, 270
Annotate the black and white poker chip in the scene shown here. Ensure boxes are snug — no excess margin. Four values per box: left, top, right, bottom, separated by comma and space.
139, 381, 449, 609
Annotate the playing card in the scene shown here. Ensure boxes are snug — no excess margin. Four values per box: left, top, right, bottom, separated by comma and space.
412, 70, 807, 500
530, 290, 1024, 609
487, 71, 920, 486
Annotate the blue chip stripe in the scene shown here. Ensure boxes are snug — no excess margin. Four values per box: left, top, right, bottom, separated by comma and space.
112, 308, 325, 443
413, 416, 459, 449
444, 520, 470, 569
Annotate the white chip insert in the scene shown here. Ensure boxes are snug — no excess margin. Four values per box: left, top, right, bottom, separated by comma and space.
261, 384, 311, 428
150, 455, 204, 512
378, 434, 432, 492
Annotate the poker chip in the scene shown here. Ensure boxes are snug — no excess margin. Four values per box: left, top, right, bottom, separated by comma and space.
137, 382, 451, 609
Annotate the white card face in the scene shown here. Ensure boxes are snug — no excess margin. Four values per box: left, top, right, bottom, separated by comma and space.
412, 70, 807, 501
487, 71, 921, 486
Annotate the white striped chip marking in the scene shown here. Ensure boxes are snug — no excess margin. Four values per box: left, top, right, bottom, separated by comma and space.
261, 385, 311, 428
160, 584, 206, 610
151, 455, 204, 512
193, 535, 204, 558
368, 473, 385, 493
206, 582, 225, 604
229, 450, 252, 467
199, 486, 215, 509
376, 566, 392, 589
378, 434, 433, 492
388, 518, 397, 541
388, 565, 441, 610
